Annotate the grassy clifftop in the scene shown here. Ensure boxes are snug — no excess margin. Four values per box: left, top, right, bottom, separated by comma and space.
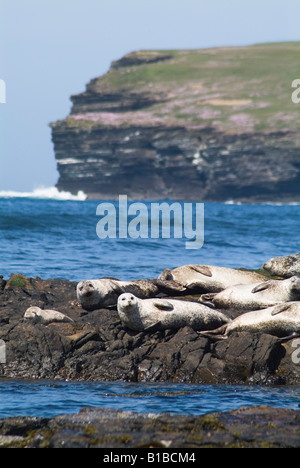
63, 42, 300, 134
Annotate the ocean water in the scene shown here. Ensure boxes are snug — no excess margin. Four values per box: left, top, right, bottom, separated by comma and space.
0, 188, 300, 282
0, 188, 300, 418
0, 380, 299, 419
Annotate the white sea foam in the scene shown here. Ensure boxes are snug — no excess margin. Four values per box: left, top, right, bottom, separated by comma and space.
0, 186, 87, 201
225, 200, 300, 206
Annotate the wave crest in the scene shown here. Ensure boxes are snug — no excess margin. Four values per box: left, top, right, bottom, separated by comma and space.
0, 186, 87, 201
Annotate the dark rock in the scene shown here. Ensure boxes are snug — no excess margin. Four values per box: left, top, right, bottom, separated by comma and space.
51, 123, 300, 203
0, 406, 299, 448
0, 274, 299, 385
0, 276, 6, 292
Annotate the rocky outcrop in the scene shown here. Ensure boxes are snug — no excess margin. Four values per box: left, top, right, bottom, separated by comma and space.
0, 274, 299, 385
51, 123, 300, 201
0, 406, 299, 448
50, 44, 300, 202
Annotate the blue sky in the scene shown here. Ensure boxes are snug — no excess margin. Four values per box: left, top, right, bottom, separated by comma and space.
0, 0, 299, 192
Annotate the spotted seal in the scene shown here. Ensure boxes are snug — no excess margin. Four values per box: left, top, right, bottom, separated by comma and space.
159, 264, 267, 293
24, 306, 74, 324
200, 302, 300, 340
117, 293, 231, 332
263, 252, 300, 278
77, 277, 186, 311
200, 276, 300, 311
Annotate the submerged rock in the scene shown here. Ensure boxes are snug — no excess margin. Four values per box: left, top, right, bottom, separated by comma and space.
0, 406, 299, 448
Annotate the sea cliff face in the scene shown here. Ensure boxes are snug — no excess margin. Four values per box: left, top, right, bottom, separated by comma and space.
50, 44, 300, 201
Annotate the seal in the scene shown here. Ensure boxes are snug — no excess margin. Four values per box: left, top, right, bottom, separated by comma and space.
117, 293, 231, 332
200, 302, 300, 340
263, 252, 300, 278
159, 264, 267, 293
77, 277, 186, 311
199, 276, 300, 311
24, 306, 74, 325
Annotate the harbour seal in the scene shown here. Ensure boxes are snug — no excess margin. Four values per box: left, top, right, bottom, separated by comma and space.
77, 277, 186, 311
159, 265, 267, 293
117, 293, 231, 332
200, 276, 300, 311
263, 252, 300, 278
24, 306, 74, 325
200, 302, 300, 340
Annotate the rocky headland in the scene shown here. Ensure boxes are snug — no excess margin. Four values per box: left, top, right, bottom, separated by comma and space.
50, 43, 300, 202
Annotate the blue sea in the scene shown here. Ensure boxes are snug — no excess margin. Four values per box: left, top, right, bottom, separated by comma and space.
0, 187, 299, 419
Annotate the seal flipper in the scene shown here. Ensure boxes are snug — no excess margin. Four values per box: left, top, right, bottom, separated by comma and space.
190, 265, 213, 277
153, 300, 174, 311
158, 269, 174, 281
101, 277, 121, 281
198, 293, 217, 309
154, 279, 186, 294
251, 281, 273, 294
198, 324, 228, 340
276, 332, 300, 343
144, 322, 162, 333
271, 303, 292, 316
109, 280, 126, 295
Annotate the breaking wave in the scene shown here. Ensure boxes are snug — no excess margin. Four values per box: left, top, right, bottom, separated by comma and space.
0, 186, 87, 201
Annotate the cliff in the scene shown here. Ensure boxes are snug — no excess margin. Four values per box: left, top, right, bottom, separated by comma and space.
50, 43, 300, 202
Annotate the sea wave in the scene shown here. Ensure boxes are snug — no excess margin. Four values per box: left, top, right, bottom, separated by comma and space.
0, 186, 87, 201
225, 199, 300, 206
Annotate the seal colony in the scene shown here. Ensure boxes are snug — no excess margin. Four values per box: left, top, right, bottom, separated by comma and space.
26, 252, 300, 341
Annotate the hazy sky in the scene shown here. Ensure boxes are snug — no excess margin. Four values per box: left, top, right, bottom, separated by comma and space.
0, 0, 299, 191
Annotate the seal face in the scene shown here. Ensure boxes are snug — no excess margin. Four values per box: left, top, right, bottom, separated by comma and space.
24, 306, 73, 325
159, 264, 267, 293
77, 277, 186, 311
117, 293, 231, 332
200, 276, 300, 311
263, 252, 300, 278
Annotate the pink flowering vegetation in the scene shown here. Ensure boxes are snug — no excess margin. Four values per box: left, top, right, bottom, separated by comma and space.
57, 43, 300, 133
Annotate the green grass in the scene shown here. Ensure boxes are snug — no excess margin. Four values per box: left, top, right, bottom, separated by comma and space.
60, 42, 300, 133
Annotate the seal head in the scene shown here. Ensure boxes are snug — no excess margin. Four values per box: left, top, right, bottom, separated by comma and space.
263, 252, 300, 278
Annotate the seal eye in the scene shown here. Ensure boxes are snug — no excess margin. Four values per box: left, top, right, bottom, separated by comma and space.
122, 297, 126, 301
131, 296, 134, 300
